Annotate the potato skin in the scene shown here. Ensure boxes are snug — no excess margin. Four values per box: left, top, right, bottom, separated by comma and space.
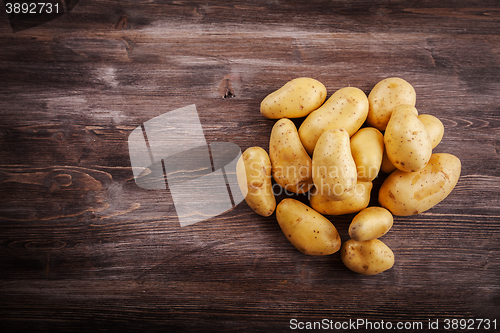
367, 77, 416, 131
276, 198, 341, 255
260, 78, 327, 119
236, 147, 276, 217
379, 153, 461, 216
298, 87, 369, 155
349, 207, 393, 241
380, 146, 397, 174
269, 118, 313, 194
350, 127, 384, 181
418, 114, 444, 149
309, 181, 372, 216
384, 105, 432, 173
312, 129, 357, 201
341, 239, 394, 275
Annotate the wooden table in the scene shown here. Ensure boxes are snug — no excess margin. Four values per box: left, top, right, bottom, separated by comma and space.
1, 1, 499, 332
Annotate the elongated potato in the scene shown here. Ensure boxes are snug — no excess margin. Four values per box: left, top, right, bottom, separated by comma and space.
276, 198, 341, 255
384, 105, 432, 173
312, 129, 357, 200
350, 127, 384, 181
349, 207, 393, 241
260, 78, 327, 119
418, 114, 444, 149
298, 87, 369, 155
379, 153, 461, 216
341, 239, 394, 275
236, 147, 276, 217
269, 118, 313, 194
309, 181, 372, 215
367, 77, 416, 131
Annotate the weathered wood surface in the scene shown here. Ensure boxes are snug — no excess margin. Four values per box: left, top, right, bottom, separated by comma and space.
0, 1, 499, 332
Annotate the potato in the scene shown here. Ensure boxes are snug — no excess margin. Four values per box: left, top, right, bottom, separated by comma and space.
309, 181, 372, 215
236, 147, 276, 217
298, 87, 369, 155
418, 114, 444, 149
276, 198, 341, 255
379, 153, 461, 216
269, 118, 313, 194
349, 207, 393, 241
341, 239, 395, 275
367, 77, 416, 131
380, 146, 397, 174
350, 127, 384, 181
384, 104, 432, 172
312, 129, 357, 201
260, 78, 327, 119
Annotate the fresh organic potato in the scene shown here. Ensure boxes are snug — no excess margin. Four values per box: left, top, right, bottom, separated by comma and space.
379, 153, 461, 216
298, 87, 369, 155
341, 239, 395, 275
260, 78, 327, 119
348, 207, 393, 241
276, 198, 341, 255
312, 129, 357, 201
418, 114, 444, 149
367, 77, 416, 131
384, 104, 432, 173
269, 118, 313, 194
380, 146, 397, 174
350, 127, 384, 181
309, 181, 372, 215
236, 147, 276, 217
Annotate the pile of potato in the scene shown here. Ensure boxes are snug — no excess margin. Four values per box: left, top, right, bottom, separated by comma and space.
236, 77, 461, 275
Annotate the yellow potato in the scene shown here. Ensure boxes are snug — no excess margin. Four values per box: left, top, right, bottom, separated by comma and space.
380, 146, 397, 174
309, 181, 372, 215
348, 207, 393, 241
341, 239, 395, 275
384, 105, 432, 172
379, 153, 461, 216
367, 77, 416, 131
350, 127, 384, 181
260, 78, 327, 119
312, 129, 357, 201
298, 87, 369, 155
236, 147, 276, 217
418, 114, 444, 149
269, 118, 313, 194
276, 198, 341, 255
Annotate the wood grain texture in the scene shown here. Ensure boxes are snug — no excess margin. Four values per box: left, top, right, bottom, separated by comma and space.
0, 1, 499, 332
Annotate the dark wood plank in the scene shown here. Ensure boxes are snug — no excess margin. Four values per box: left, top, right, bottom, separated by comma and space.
0, 1, 499, 332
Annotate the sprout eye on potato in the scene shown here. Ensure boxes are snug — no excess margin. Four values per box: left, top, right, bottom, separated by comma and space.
236, 76, 461, 276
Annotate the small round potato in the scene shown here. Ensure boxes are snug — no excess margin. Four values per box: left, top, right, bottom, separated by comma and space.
350, 127, 384, 181
260, 78, 327, 119
418, 114, 444, 149
367, 77, 416, 131
341, 239, 395, 275
348, 207, 393, 241
309, 181, 372, 216
236, 147, 276, 217
276, 198, 341, 256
